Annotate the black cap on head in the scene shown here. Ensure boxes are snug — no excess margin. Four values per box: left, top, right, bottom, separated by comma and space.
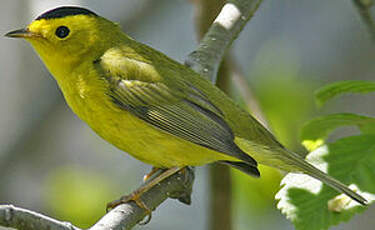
36, 6, 98, 20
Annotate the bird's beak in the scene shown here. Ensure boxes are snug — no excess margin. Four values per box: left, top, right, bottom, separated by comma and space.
5, 28, 39, 39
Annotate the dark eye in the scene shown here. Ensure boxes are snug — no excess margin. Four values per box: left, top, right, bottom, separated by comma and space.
55, 26, 70, 39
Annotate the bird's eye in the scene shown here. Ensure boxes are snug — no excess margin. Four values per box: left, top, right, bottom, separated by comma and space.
55, 26, 70, 39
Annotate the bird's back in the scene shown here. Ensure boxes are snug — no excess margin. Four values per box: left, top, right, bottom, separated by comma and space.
121, 41, 288, 166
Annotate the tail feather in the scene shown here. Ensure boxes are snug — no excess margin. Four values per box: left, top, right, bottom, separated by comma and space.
307, 167, 367, 205
220, 160, 260, 178
285, 150, 367, 205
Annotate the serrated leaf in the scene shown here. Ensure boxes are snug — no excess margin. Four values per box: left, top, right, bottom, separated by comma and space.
276, 134, 375, 230
315, 80, 375, 107
301, 113, 375, 151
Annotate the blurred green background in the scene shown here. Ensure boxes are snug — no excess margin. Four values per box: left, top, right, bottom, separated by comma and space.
1, 0, 374, 229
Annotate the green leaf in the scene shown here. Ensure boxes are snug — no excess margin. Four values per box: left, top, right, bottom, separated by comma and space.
315, 80, 375, 107
276, 134, 375, 230
301, 113, 375, 151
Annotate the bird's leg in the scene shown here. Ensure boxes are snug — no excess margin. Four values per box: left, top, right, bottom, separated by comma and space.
143, 167, 160, 182
106, 166, 184, 224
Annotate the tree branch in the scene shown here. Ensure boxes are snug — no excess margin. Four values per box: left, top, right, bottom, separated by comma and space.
0, 168, 194, 230
0, 205, 80, 230
89, 168, 194, 230
190, 1, 264, 230
353, 0, 375, 40
0, 0, 263, 229
230, 60, 270, 129
89, 0, 265, 227
186, 0, 263, 82
191, 1, 234, 229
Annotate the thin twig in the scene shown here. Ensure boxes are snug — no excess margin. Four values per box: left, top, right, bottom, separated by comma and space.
353, 0, 375, 40
230, 62, 270, 129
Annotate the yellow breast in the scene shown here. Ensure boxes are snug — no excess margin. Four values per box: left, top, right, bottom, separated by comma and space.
56, 62, 235, 168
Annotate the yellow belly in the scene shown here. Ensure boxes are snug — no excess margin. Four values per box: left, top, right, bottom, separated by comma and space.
63, 81, 235, 168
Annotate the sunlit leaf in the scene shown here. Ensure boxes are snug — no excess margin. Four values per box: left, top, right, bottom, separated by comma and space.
276, 135, 375, 230
315, 80, 375, 107
301, 113, 375, 151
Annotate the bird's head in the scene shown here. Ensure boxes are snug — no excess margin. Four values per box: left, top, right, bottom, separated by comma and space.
5, 6, 123, 73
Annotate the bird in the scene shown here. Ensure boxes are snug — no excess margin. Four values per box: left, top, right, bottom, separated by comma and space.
5, 6, 367, 212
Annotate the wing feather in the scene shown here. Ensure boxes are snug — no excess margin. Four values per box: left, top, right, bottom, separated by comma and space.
96, 54, 258, 168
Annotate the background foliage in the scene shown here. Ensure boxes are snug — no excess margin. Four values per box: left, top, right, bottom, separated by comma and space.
277, 80, 375, 230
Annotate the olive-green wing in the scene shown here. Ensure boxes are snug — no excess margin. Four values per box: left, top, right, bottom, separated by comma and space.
107, 78, 257, 167
95, 50, 258, 173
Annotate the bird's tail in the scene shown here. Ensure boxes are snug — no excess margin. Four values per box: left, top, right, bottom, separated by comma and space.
233, 137, 367, 205
282, 149, 367, 205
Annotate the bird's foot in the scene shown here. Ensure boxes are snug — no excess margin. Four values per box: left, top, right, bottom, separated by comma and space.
106, 188, 153, 224
106, 166, 184, 225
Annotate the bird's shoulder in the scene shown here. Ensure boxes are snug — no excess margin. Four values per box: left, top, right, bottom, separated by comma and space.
95, 45, 162, 83
95, 44, 222, 111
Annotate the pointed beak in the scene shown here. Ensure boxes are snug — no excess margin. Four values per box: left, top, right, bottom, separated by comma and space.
5, 28, 39, 39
